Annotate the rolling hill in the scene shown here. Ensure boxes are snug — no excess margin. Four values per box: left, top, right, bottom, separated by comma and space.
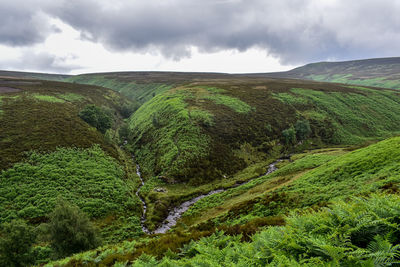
1, 63, 400, 265
254, 57, 400, 90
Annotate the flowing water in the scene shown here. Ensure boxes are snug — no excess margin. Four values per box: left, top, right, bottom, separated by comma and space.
134, 159, 281, 234
135, 163, 151, 234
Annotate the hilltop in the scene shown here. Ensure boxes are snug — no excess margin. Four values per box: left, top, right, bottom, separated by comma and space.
254, 57, 400, 89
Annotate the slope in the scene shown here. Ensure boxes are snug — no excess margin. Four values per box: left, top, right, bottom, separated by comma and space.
0, 77, 145, 246
129, 78, 400, 183
256, 57, 400, 90
0, 77, 131, 169
65, 72, 234, 103
45, 136, 400, 266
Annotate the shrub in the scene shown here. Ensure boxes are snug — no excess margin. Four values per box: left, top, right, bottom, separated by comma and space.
295, 119, 311, 141
79, 104, 112, 133
0, 220, 36, 267
119, 123, 131, 143
48, 198, 100, 258
119, 102, 140, 118
282, 126, 297, 145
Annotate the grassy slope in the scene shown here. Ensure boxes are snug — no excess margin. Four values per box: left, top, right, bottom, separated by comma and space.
185, 136, 400, 228
0, 77, 145, 246
46, 136, 400, 266
130, 79, 400, 183
258, 57, 400, 90
125, 78, 400, 230
0, 77, 131, 169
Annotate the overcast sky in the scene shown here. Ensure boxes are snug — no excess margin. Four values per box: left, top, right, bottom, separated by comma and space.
0, 0, 399, 74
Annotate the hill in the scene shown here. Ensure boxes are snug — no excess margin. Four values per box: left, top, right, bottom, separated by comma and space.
46, 136, 400, 266
254, 57, 400, 89
0, 70, 70, 81
0, 77, 130, 169
65, 72, 236, 104
2, 68, 400, 265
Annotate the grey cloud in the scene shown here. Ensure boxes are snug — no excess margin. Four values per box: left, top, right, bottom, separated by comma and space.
3, 0, 400, 65
0, 1, 59, 46
44, 0, 400, 64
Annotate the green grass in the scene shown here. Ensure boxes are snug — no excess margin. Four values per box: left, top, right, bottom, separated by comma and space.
56, 93, 85, 102
207, 136, 400, 226
307, 74, 400, 90
274, 87, 400, 144
184, 149, 344, 220
199, 86, 252, 113
32, 93, 66, 103
66, 75, 172, 103
129, 89, 210, 182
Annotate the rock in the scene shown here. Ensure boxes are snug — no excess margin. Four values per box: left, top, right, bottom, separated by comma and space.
154, 187, 167, 193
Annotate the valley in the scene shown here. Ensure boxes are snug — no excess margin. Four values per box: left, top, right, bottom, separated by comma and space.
0, 57, 400, 266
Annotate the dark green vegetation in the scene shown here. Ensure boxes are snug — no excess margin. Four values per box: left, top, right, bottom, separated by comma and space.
0, 76, 145, 263
258, 57, 400, 90
48, 199, 100, 258
0, 220, 36, 267
122, 194, 400, 266
78, 105, 112, 134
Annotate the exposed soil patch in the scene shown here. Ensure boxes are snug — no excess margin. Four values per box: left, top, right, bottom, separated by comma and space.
0, 87, 21, 93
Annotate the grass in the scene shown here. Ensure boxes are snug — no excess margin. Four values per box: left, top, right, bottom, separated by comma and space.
183, 148, 346, 223
56, 93, 85, 102
265, 58, 400, 90
0, 78, 131, 170
126, 78, 400, 230
32, 93, 66, 103
66, 75, 172, 103
274, 87, 400, 144
193, 136, 400, 227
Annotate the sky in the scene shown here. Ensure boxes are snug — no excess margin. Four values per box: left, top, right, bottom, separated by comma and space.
0, 0, 399, 74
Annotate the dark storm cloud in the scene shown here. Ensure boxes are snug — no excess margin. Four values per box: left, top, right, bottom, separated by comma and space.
0, 1, 59, 46
2, 0, 400, 64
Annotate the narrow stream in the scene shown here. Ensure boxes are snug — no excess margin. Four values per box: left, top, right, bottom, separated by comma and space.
134, 163, 151, 234
134, 159, 281, 235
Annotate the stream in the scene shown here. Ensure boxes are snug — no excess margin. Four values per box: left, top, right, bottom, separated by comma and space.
135, 159, 281, 235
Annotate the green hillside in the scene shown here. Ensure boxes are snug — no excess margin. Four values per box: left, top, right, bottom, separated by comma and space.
45, 136, 400, 266
129, 79, 400, 183
0, 77, 130, 169
2, 69, 400, 266
257, 57, 400, 90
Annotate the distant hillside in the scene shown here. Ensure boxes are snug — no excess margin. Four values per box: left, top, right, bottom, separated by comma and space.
255, 57, 400, 89
0, 70, 70, 81
65, 72, 234, 103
